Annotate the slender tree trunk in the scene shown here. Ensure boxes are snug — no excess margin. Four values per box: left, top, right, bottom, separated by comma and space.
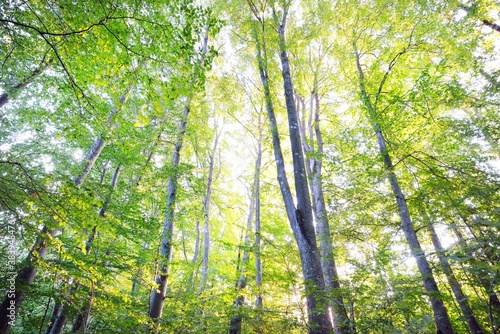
0, 228, 57, 334
199, 133, 220, 294
149, 106, 189, 320
254, 140, 263, 329
192, 219, 201, 265
426, 220, 484, 334
70, 166, 121, 333
74, 85, 132, 187
44, 302, 61, 334
450, 223, 500, 328
149, 32, 208, 324
249, 8, 331, 332
298, 91, 351, 334
0, 58, 51, 109
354, 45, 454, 334
229, 141, 261, 334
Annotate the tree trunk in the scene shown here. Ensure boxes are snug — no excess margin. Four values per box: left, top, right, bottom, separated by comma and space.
250, 8, 331, 332
199, 133, 220, 294
450, 223, 500, 329
255, 139, 263, 309
0, 228, 57, 334
44, 302, 61, 334
298, 91, 352, 334
354, 45, 454, 334
48, 304, 67, 334
70, 166, 121, 333
149, 31, 208, 323
229, 141, 261, 334
149, 106, 190, 320
426, 220, 484, 334
0, 58, 51, 109
74, 84, 132, 187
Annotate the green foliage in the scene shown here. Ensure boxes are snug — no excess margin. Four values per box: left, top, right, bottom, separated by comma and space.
0, 0, 499, 333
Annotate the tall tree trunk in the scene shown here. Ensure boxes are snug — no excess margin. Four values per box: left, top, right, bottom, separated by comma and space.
199, 133, 220, 294
248, 6, 331, 332
297, 91, 352, 334
229, 140, 261, 334
254, 139, 263, 328
148, 31, 208, 324
450, 222, 500, 329
354, 45, 454, 334
425, 218, 484, 334
149, 106, 190, 320
71, 166, 121, 333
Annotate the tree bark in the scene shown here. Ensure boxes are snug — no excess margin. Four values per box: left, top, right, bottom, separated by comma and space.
70, 166, 121, 333
0, 228, 57, 334
74, 84, 132, 187
297, 92, 352, 334
426, 220, 484, 334
255, 139, 263, 310
199, 133, 220, 294
0, 58, 51, 109
249, 7, 331, 332
229, 141, 261, 334
149, 106, 190, 320
354, 45, 454, 334
44, 302, 61, 334
149, 30, 208, 324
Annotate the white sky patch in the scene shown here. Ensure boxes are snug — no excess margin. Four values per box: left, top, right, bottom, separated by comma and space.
445, 108, 467, 120
0, 131, 35, 152
153, 154, 165, 168
434, 224, 455, 249
38, 154, 54, 172
72, 148, 83, 161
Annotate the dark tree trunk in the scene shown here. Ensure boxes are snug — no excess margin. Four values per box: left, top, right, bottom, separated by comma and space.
0, 59, 51, 109
0, 228, 56, 334
297, 91, 352, 334
249, 8, 331, 332
44, 302, 61, 334
427, 221, 484, 334
48, 304, 67, 334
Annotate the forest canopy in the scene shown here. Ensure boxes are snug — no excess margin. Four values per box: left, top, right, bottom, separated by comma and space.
0, 0, 499, 333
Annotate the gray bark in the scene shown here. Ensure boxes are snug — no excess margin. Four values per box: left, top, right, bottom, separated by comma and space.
354, 45, 454, 334
254, 141, 263, 318
74, 84, 132, 187
229, 141, 261, 334
149, 31, 208, 323
255, 146, 263, 307
149, 106, 190, 319
192, 220, 201, 265
0, 59, 51, 109
297, 92, 352, 334
199, 133, 220, 294
427, 220, 484, 334
451, 224, 500, 329
251, 9, 331, 332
